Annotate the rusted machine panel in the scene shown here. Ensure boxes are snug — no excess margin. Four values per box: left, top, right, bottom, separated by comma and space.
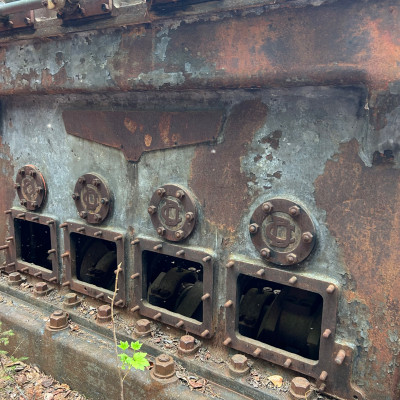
0, 1, 399, 400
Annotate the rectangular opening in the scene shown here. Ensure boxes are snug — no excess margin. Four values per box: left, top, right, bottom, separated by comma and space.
14, 219, 52, 270
237, 274, 323, 361
70, 233, 117, 292
143, 251, 203, 322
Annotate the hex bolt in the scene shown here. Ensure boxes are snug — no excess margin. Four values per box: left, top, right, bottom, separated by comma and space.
226, 261, 234, 268
200, 330, 209, 338
151, 354, 176, 382
302, 231, 313, 243
286, 253, 298, 264
9, 272, 22, 286
175, 320, 184, 328
288, 276, 298, 285
176, 250, 185, 256
72, 193, 80, 200
335, 349, 346, 365
101, 2, 110, 11
201, 293, 210, 301
175, 190, 185, 199
223, 337, 232, 346
14, 183, 20, 190
148, 205, 157, 215
319, 371, 328, 381
185, 212, 194, 221
260, 248, 271, 258
36, 186, 43, 194
289, 377, 311, 399
130, 273, 140, 279
92, 179, 101, 187
47, 249, 56, 255
256, 269, 265, 277
94, 214, 102, 222
229, 354, 249, 376
289, 206, 300, 217
94, 231, 102, 237
131, 239, 140, 245
34, 282, 49, 296
202, 256, 211, 262
24, 17, 31, 25
322, 329, 332, 338
79, 211, 88, 219
153, 243, 163, 251
78, 176, 86, 185
156, 188, 166, 197
249, 223, 259, 234
175, 230, 184, 239
48, 310, 68, 331
326, 284, 336, 294
77, 227, 85, 233
157, 227, 166, 236
135, 319, 152, 336
100, 197, 109, 205
284, 358, 292, 368
178, 335, 198, 356
63, 293, 81, 307
253, 348, 261, 357
262, 202, 273, 213
224, 300, 233, 308
97, 305, 112, 323
61, 252, 70, 259
154, 312, 162, 320
34, 272, 42, 278
131, 305, 140, 313
20, 199, 27, 206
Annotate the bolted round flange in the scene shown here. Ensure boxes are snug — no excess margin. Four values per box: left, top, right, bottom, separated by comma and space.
46, 310, 69, 331
150, 354, 178, 383
33, 281, 52, 297
15, 165, 47, 211
228, 354, 250, 376
97, 304, 112, 323
148, 184, 198, 242
73, 173, 111, 225
8, 272, 23, 286
289, 377, 314, 399
134, 319, 152, 337
63, 293, 81, 308
178, 335, 200, 356
250, 198, 316, 266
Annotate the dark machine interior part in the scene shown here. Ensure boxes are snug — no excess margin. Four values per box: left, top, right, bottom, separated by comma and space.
14, 219, 52, 270
70, 233, 117, 291
238, 275, 323, 361
143, 251, 203, 322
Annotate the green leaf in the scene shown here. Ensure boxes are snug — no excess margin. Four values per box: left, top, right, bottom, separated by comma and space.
129, 352, 149, 371
118, 341, 129, 350
130, 341, 142, 351
118, 353, 129, 363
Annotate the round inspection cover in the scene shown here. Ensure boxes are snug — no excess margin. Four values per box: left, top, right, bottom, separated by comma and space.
72, 173, 111, 224
148, 184, 197, 241
15, 165, 47, 211
249, 198, 316, 266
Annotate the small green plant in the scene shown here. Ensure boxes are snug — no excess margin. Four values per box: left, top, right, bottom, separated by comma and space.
117, 340, 149, 371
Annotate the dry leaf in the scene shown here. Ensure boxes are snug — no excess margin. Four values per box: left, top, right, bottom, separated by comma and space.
189, 379, 204, 389
268, 375, 283, 387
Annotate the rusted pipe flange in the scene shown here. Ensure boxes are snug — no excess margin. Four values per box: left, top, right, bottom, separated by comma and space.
73, 173, 111, 224
46, 310, 69, 331
15, 165, 46, 211
150, 354, 178, 384
96, 304, 112, 324
148, 184, 197, 242
228, 354, 250, 377
133, 319, 152, 337
249, 198, 316, 266
33, 281, 52, 297
178, 335, 200, 356
8, 272, 24, 286
63, 292, 82, 308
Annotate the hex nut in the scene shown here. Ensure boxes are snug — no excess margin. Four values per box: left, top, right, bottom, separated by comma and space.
302, 231, 314, 243
289, 377, 312, 399
289, 205, 300, 217
249, 223, 259, 234
175, 230, 184, 239
228, 354, 249, 376
63, 293, 81, 308
134, 319, 152, 337
8, 272, 23, 286
148, 206, 157, 215
97, 305, 112, 323
178, 335, 199, 356
286, 253, 298, 264
150, 354, 178, 383
34, 282, 51, 297
47, 310, 68, 331
262, 202, 273, 213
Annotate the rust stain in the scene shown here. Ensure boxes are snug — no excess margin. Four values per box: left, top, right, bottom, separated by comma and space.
314, 139, 400, 399
124, 117, 137, 134
189, 100, 268, 233
144, 134, 152, 147
159, 113, 172, 145
260, 130, 282, 150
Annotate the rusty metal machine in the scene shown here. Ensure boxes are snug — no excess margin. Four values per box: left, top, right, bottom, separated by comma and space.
0, 0, 399, 399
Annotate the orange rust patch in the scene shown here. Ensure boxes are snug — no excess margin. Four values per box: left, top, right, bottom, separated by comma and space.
314, 139, 400, 399
189, 100, 267, 233
159, 113, 172, 145
124, 118, 137, 134
144, 134, 152, 147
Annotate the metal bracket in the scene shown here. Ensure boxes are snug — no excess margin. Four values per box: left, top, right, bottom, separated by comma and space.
0, 10, 34, 33
57, 0, 112, 23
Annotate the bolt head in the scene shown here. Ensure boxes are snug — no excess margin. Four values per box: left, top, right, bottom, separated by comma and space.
101, 2, 110, 11
9, 272, 21, 282
92, 179, 101, 187
157, 227, 166, 236
286, 253, 297, 264
185, 212, 194, 221
249, 223, 259, 234
72, 193, 80, 200
175, 190, 185, 199
290, 377, 310, 396
29, 170, 36, 177
289, 205, 300, 217
65, 293, 78, 303
18, 169, 25, 175
179, 335, 195, 351
231, 354, 248, 371
175, 230, 184, 239
136, 319, 151, 333
24, 17, 31, 25
94, 214, 102, 222
98, 304, 111, 317
49, 310, 68, 329
35, 282, 48, 292
262, 202, 273, 213
14, 183, 20, 190
78, 177, 86, 185
260, 248, 271, 258
20, 199, 27, 206
36, 187, 43, 194
154, 354, 175, 378
79, 211, 88, 219
156, 188, 166, 197
100, 198, 109, 205
148, 205, 157, 215
302, 231, 313, 243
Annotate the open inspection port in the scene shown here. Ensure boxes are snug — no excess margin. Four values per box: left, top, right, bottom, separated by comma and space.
143, 251, 203, 322
70, 232, 117, 292
238, 274, 323, 361
14, 218, 52, 270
